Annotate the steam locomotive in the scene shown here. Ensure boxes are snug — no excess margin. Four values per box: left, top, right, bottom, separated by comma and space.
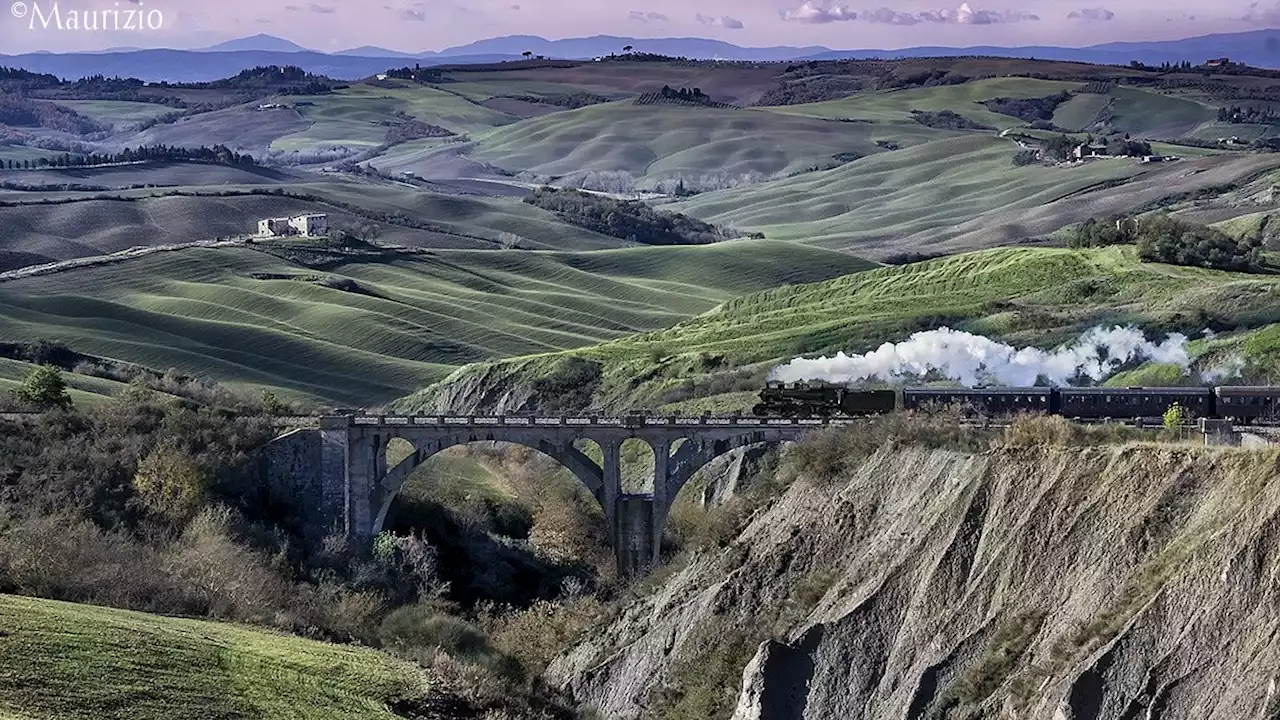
752, 381, 1280, 423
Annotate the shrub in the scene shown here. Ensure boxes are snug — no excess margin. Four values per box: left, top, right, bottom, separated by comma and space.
14, 365, 72, 410
1001, 415, 1147, 447
379, 604, 493, 662
479, 595, 609, 680
1012, 149, 1040, 166
784, 412, 989, 484
161, 506, 292, 622
133, 440, 212, 525
531, 357, 603, 414
1164, 402, 1187, 428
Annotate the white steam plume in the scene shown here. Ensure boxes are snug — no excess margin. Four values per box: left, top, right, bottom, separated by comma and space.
769, 326, 1192, 387
1200, 355, 1245, 383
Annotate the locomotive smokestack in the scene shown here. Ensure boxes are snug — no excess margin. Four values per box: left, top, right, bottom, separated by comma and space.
768, 326, 1193, 387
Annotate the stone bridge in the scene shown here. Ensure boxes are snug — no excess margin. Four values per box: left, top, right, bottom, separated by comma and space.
269, 413, 851, 576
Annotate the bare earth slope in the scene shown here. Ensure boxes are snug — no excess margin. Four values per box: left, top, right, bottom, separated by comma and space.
550, 444, 1280, 719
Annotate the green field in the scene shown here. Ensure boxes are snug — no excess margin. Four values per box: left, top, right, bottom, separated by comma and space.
271, 84, 518, 151
0, 357, 132, 405
667, 136, 1280, 256
60, 100, 179, 127
768, 77, 1084, 130
0, 178, 635, 271
0, 594, 425, 720
396, 246, 1280, 411
1050, 86, 1217, 136
466, 100, 951, 185
1189, 121, 1280, 142
0, 144, 60, 164
0, 241, 867, 406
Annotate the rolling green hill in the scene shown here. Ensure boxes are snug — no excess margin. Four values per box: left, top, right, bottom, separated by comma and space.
465, 101, 951, 186
1050, 86, 1217, 136
395, 245, 1280, 413
0, 178, 638, 272
0, 594, 427, 720
60, 100, 179, 128
668, 136, 1280, 257
0, 357, 131, 405
0, 241, 868, 407
270, 84, 518, 152
767, 77, 1083, 130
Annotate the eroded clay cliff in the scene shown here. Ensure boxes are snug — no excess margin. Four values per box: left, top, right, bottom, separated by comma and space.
549, 443, 1280, 719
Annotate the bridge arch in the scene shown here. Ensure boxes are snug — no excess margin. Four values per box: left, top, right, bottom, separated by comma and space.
295, 417, 834, 576
367, 432, 607, 538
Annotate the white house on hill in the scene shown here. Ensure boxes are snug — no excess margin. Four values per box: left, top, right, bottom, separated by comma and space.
289, 214, 329, 237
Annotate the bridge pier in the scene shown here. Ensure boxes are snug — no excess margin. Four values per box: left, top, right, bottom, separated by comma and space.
271, 415, 831, 578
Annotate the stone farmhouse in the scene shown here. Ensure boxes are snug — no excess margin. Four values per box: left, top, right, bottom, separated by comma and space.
258, 213, 329, 238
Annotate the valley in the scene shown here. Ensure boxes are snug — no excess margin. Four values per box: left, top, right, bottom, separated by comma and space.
7, 33, 1280, 720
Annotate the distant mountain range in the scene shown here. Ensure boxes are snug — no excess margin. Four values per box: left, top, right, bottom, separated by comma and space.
3, 29, 1279, 83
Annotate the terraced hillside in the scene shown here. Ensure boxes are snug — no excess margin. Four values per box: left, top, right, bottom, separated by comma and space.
0, 241, 867, 406
0, 594, 430, 720
669, 136, 1280, 256
396, 246, 1280, 413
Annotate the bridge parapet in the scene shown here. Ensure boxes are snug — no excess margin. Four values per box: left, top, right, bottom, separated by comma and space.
332, 414, 853, 429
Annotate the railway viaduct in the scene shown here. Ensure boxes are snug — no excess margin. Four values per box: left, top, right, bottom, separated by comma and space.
268, 413, 851, 576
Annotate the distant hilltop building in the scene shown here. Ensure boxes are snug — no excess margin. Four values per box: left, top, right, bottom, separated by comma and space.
258, 213, 328, 238
1205, 57, 1229, 68
1072, 142, 1108, 160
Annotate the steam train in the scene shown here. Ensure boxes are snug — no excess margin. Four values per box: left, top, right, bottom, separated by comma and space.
752, 381, 1280, 423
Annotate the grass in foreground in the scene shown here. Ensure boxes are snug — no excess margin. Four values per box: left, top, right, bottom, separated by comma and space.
0, 594, 424, 720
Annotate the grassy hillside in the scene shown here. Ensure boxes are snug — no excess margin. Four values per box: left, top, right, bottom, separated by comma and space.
269, 84, 518, 152
0, 178, 638, 272
768, 77, 1083, 130
1050, 86, 1217, 136
0, 594, 426, 720
669, 136, 1280, 257
60, 100, 178, 127
466, 101, 947, 185
113, 105, 309, 158
396, 245, 1280, 412
0, 357, 129, 405
0, 241, 868, 406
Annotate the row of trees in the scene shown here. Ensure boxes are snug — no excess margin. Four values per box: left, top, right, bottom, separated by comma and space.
983, 91, 1073, 122
1218, 105, 1279, 124
1068, 213, 1266, 272
3, 143, 257, 170
524, 187, 759, 245
0, 94, 106, 134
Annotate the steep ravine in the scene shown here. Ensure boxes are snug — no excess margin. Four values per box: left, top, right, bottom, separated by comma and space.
549, 444, 1280, 720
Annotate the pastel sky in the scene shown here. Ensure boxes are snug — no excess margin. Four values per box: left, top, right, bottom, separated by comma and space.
3, 0, 1280, 53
